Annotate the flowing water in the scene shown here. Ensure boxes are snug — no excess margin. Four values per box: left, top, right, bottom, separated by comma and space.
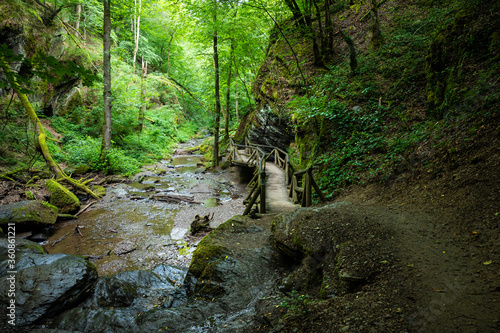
44, 148, 246, 276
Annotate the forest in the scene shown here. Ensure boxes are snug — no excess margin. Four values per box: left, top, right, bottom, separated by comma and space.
0, 0, 499, 332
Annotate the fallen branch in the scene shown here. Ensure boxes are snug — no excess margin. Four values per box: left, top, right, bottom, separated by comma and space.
76, 200, 96, 216
75, 226, 84, 236
117, 248, 136, 255
51, 232, 69, 247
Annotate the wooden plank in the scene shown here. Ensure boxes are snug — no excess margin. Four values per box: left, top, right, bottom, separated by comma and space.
311, 176, 327, 202
243, 186, 261, 215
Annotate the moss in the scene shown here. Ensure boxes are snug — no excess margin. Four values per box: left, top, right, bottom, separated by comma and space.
46, 179, 81, 214
90, 185, 106, 198
17, 239, 46, 254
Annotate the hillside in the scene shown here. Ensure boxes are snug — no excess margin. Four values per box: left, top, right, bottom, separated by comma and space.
233, 1, 500, 329
237, 0, 499, 257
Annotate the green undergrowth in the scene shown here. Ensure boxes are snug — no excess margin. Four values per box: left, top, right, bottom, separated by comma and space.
285, 0, 499, 200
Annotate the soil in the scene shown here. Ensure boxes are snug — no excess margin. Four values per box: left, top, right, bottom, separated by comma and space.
253, 121, 499, 332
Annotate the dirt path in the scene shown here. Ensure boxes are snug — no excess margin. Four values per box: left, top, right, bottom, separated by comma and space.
336, 199, 500, 332
264, 162, 297, 213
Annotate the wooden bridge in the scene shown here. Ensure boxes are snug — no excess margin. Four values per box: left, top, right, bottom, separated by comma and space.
225, 138, 326, 215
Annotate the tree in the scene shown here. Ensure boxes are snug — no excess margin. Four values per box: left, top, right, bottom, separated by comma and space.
0, 53, 99, 199
132, 0, 142, 73
369, 0, 384, 50
213, 0, 221, 168
102, 0, 112, 153
138, 58, 147, 131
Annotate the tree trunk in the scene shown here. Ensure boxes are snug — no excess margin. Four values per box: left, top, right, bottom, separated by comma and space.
0, 58, 99, 199
340, 29, 358, 74
132, 0, 141, 73
213, 0, 220, 168
284, 0, 306, 26
138, 58, 147, 132
370, 0, 384, 50
166, 31, 175, 76
224, 46, 233, 139
75, 3, 81, 31
234, 71, 239, 122
102, 0, 112, 152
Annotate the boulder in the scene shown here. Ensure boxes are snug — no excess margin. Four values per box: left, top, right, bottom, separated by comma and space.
57, 86, 83, 117
0, 251, 98, 326
46, 179, 81, 214
271, 203, 390, 297
0, 200, 58, 228
51, 265, 189, 332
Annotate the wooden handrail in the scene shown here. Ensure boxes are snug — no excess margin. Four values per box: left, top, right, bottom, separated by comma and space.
227, 137, 326, 214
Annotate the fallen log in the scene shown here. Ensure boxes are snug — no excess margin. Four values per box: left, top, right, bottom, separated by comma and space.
151, 194, 201, 204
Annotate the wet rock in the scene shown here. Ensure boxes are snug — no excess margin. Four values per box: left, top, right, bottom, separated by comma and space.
0, 200, 58, 228
46, 180, 81, 214
0, 251, 97, 326
0, 238, 46, 259
52, 265, 188, 331
246, 106, 293, 150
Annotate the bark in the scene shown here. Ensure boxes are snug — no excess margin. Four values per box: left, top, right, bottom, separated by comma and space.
224, 44, 234, 138
284, 0, 306, 26
132, 0, 141, 73
166, 31, 175, 76
102, 0, 112, 152
75, 4, 81, 31
0, 58, 99, 199
138, 59, 147, 132
370, 0, 384, 50
213, 0, 221, 167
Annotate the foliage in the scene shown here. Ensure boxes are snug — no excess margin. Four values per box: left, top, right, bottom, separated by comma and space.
282, 0, 499, 199
279, 290, 314, 319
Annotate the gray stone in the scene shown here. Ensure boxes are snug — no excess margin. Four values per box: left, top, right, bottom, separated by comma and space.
0, 200, 58, 227
0, 252, 97, 326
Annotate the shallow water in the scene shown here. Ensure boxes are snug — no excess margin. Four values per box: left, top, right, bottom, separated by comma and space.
45, 152, 246, 276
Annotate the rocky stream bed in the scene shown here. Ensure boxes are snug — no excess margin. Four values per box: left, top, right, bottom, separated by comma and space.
0, 140, 499, 332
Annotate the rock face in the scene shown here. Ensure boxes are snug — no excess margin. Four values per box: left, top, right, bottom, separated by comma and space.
46, 179, 81, 214
271, 202, 392, 297
235, 107, 293, 151
0, 240, 98, 326
0, 200, 58, 228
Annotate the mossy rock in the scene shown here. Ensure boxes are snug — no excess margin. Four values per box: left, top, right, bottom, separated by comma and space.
73, 165, 91, 175
90, 185, 106, 198
46, 179, 81, 214
0, 238, 46, 255
0, 200, 58, 227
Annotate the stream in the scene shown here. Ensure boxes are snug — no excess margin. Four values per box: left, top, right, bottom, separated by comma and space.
44, 141, 247, 276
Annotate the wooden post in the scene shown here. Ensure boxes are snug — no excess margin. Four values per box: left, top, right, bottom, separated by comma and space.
305, 168, 312, 207
285, 159, 290, 185
243, 186, 261, 215
292, 175, 299, 204
259, 171, 266, 213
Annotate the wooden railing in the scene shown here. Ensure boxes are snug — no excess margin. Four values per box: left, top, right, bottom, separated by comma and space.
225, 137, 326, 215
